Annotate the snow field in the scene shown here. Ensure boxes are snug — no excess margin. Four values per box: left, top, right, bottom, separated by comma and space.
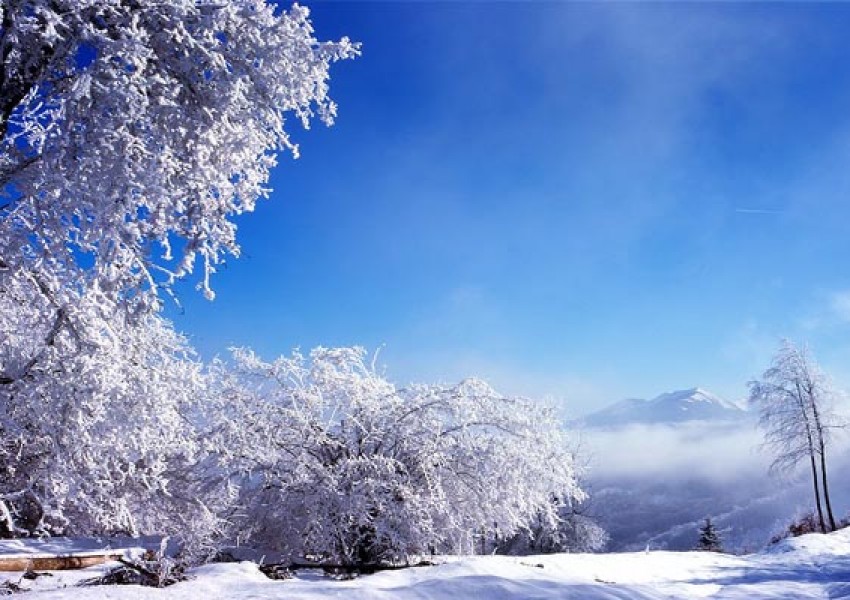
4, 529, 850, 599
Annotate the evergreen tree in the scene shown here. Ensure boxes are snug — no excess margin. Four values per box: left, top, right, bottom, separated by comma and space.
697, 518, 723, 552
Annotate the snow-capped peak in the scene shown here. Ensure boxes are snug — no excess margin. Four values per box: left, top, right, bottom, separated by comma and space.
648, 388, 741, 411
577, 388, 748, 428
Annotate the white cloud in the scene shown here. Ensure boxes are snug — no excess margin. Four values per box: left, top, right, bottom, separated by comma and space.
581, 421, 768, 481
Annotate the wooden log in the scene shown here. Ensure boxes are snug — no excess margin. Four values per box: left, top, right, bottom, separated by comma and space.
0, 552, 123, 571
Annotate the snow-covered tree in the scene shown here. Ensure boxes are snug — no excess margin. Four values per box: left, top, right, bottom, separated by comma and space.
208, 346, 585, 566
496, 504, 609, 555
0, 0, 358, 308
0, 1, 357, 545
0, 268, 207, 537
697, 518, 722, 552
748, 340, 841, 533
557, 511, 610, 553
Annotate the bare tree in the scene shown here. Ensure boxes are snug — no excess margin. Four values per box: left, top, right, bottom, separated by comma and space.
748, 340, 840, 532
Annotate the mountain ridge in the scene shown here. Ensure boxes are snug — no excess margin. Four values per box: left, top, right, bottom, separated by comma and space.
577, 387, 749, 428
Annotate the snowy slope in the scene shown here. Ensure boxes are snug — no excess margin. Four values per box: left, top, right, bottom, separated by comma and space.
3, 529, 850, 599
579, 388, 748, 428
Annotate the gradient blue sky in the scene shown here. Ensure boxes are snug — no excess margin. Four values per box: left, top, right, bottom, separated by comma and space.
167, 2, 850, 415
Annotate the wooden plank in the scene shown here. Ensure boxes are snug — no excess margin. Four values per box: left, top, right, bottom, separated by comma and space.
0, 553, 123, 571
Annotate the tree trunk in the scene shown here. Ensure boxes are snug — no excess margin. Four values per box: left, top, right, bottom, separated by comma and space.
795, 380, 827, 533
809, 397, 837, 532
802, 376, 835, 532
819, 447, 836, 532
808, 451, 827, 533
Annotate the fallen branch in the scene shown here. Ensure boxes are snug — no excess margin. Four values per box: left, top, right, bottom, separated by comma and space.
78, 557, 186, 588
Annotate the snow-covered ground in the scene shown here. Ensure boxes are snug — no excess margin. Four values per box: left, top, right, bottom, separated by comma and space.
3, 530, 850, 599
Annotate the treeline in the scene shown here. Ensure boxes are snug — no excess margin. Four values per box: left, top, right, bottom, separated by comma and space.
0, 280, 604, 566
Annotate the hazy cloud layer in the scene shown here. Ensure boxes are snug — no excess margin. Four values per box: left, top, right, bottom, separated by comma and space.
582, 420, 850, 551
580, 420, 768, 481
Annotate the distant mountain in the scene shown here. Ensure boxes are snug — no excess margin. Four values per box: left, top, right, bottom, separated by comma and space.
578, 387, 748, 428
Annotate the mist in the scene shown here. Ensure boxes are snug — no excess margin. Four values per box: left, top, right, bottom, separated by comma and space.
581, 420, 767, 481
575, 420, 850, 552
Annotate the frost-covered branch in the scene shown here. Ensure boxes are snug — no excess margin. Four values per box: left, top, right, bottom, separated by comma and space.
206, 346, 585, 565
1, 0, 359, 308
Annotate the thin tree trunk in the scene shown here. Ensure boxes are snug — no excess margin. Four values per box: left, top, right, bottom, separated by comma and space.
819, 446, 836, 531
807, 380, 837, 531
795, 380, 827, 533
808, 449, 827, 533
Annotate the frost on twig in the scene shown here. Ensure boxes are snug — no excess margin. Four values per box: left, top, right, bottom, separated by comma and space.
0, 1, 359, 309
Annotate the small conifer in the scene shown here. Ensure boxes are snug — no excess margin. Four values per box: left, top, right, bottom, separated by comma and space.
698, 518, 723, 552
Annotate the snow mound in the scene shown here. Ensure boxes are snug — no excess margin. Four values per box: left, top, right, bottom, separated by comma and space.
765, 527, 850, 555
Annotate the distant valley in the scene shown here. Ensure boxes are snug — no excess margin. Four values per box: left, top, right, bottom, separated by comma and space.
574, 388, 850, 553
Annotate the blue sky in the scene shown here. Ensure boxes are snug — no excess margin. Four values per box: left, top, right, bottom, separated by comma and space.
167, 2, 850, 415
